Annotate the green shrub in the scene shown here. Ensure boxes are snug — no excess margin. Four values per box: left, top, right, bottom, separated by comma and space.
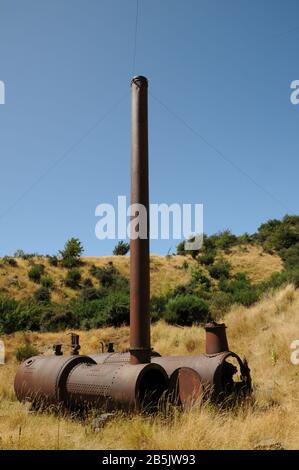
34, 287, 51, 303
14, 250, 38, 260
280, 243, 299, 270
232, 288, 259, 306
48, 255, 58, 267
113, 241, 130, 256
64, 268, 81, 289
219, 273, 259, 306
103, 291, 130, 327
257, 219, 282, 244
261, 269, 299, 291
198, 252, 215, 266
288, 270, 299, 288
214, 230, 237, 251
83, 278, 93, 287
2, 256, 17, 267
237, 233, 253, 245
0, 297, 42, 333
80, 287, 102, 301
60, 257, 77, 268
40, 275, 54, 289
150, 295, 168, 322
165, 295, 209, 326
190, 266, 212, 289
259, 271, 290, 291
111, 274, 129, 293
28, 264, 45, 283
257, 217, 299, 252
69, 298, 107, 329
15, 344, 40, 362
171, 283, 195, 297
208, 261, 231, 279
89, 262, 127, 289
40, 308, 78, 332
201, 234, 217, 252
71, 291, 129, 329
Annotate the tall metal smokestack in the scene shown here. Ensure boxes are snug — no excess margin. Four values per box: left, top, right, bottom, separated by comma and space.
130, 76, 151, 365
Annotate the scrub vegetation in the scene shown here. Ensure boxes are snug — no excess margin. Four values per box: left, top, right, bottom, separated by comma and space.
0, 284, 298, 449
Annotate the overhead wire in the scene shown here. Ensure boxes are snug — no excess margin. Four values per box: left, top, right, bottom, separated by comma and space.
149, 90, 290, 213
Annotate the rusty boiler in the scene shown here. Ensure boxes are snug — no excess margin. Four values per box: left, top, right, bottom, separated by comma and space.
14, 76, 251, 413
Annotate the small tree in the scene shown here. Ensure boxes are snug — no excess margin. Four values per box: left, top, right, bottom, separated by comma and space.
14, 249, 26, 258
113, 241, 130, 256
60, 238, 84, 268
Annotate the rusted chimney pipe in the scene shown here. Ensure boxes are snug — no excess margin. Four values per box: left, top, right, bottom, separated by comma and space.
129, 76, 151, 365
205, 322, 229, 355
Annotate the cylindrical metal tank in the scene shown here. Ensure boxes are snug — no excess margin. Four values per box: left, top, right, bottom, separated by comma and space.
168, 367, 203, 409
66, 362, 168, 411
153, 352, 251, 398
90, 350, 251, 398
14, 355, 96, 407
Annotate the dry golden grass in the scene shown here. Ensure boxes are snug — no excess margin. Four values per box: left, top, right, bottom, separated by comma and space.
224, 245, 283, 282
0, 255, 193, 301
0, 247, 282, 302
0, 284, 298, 449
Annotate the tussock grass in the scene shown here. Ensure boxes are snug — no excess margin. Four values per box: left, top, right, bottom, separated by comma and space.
224, 245, 283, 282
0, 285, 298, 449
0, 247, 282, 302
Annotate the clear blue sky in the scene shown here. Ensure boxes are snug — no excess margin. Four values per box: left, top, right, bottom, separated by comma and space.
0, 0, 298, 256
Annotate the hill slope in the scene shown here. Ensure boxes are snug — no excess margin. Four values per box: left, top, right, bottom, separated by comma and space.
0, 245, 283, 302
0, 284, 298, 449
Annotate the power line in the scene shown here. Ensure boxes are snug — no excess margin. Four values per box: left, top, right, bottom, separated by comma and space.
150, 91, 290, 212
0, 92, 128, 221
132, 0, 139, 76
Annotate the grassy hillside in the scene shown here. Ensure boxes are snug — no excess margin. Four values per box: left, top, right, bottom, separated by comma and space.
0, 284, 298, 449
223, 245, 283, 282
0, 246, 282, 302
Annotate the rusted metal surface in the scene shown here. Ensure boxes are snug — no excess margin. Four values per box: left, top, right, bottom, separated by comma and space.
89, 349, 161, 365
90, 352, 130, 364
205, 321, 229, 354
168, 367, 202, 410
90, 347, 251, 399
153, 352, 251, 398
53, 343, 63, 356
66, 362, 168, 411
14, 355, 95, 407
130, 76, 151, 365
69, 332, 80, 355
